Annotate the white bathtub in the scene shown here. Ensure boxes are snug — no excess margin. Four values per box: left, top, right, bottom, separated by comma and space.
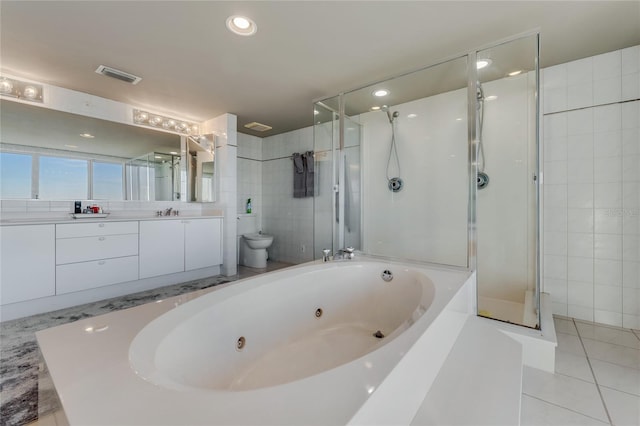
38, 258, 473, 425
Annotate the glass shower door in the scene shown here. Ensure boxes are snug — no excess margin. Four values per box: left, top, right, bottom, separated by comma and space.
475, 34, 540, 328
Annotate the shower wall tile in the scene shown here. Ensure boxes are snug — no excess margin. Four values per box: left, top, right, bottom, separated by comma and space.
568, 281, 594, 310
568, 184, 594, 209
568, 232, 593, 258
567, 133, 594, 160
543, 45, 639, 329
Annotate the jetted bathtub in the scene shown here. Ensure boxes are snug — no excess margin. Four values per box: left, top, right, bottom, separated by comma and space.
37, 257, 473, 425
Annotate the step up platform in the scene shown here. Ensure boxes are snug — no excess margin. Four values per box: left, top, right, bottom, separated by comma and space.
411, 316, 523, 426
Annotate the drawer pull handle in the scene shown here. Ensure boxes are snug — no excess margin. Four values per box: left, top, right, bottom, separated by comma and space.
98, 261, 106, 265
98, 223, 105, 228
98, 237, 106, 241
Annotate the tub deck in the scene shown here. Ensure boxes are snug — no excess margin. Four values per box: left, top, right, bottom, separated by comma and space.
36, 259, 473, 425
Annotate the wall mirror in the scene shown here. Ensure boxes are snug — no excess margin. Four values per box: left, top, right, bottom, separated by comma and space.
0, 99, 211, 202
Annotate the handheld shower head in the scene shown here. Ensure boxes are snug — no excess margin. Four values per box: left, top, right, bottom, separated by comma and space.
381, 105, 399, 123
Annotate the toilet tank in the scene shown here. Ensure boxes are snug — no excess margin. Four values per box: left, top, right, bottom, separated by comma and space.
237, 214, 258, 235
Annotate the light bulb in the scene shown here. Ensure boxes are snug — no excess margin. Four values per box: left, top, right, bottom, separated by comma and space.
0, 79, 13, 94
23, 86, 38, 99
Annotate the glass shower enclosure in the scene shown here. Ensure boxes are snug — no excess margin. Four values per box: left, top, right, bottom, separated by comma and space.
314, 33, 540, 329
125, 152, 181, 201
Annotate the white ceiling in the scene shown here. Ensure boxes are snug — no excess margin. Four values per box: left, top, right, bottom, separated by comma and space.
1, 1, 639, 137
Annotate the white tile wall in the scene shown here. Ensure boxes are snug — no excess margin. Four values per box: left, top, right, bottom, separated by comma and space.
261, 127, 314, 265
237, 133, 263, 226
543, 45, 640, 328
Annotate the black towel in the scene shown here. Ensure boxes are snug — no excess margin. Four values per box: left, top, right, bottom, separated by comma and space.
293, 153, 305, 198
303, 151, 314, 197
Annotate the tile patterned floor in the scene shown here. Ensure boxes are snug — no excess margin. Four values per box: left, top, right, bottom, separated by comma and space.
521, 317, 640, 426
14, 285, 639, 426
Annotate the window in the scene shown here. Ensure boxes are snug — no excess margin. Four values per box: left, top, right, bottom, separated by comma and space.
93, 161, 124, 200
0, 152, 32, 198
39, 156, 88, 199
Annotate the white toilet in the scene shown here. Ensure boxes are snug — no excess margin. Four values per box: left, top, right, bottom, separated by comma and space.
237, 214, 274, 269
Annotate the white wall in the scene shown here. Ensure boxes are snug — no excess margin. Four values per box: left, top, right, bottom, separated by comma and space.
542, 45, 640, 328
360, 89, 469, 267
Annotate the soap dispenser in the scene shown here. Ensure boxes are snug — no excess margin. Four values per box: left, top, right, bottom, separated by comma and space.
246, 198, 252, 214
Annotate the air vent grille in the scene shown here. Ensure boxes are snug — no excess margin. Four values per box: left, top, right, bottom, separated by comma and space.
244, 121, 272, 132
95, 65, 142, 85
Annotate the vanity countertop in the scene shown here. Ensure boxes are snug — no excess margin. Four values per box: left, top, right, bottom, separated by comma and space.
0, 214, 224, 226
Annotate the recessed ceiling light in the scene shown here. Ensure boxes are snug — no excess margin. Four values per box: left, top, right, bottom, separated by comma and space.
508, 70, 522, 76
226, 15, 257, 36
485, 95, 498, 101
476, 59, 492, 69
79, 133, 95, 139
370, 106, 381, 111
407, 113, 417, 119
373, 89, 389, 97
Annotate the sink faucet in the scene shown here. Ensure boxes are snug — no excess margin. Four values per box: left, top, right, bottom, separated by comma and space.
164, 207, 173, 216
334, 247, 355, 260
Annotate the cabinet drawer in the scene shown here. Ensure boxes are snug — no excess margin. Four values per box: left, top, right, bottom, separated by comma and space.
56, 221, 138, 238
56, 234, 138, 264
56, 256, 139, 295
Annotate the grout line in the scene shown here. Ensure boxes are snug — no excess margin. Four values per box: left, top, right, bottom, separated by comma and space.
522, 393, 610, 425
631, 329, 640, 341
599, 383, 640, 399
573, 318, 614, 426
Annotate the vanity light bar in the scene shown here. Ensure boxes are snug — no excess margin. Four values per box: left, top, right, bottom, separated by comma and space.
0, 76, 44, 103
132, 109, 199, 135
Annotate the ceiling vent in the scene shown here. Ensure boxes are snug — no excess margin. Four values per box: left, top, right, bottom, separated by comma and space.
244, 121, 272, 132
95, 65, 142, 85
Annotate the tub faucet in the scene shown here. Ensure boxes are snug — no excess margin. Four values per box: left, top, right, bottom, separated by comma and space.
334, 247, 355, 260
322, 249, 332, 262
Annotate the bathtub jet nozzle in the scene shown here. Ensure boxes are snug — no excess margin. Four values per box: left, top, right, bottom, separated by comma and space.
373, 330, 385, 339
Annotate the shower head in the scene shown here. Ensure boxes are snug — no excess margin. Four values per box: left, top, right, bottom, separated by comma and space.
381, 105, 399, 123
477, 82, 484, 101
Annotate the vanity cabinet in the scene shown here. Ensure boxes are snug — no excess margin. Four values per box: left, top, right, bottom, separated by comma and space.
139, 218, 222, 279
55, 221, 139, 294
184, 218, 223, 271
139, 220, 185, 279
0, 224, 56, 304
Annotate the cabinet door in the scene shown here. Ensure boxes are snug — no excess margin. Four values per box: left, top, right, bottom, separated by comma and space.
184, 218, 222, 271
0, 225, 55, 304
139, 220, 185, 279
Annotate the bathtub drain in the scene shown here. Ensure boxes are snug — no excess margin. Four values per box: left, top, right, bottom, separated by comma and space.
236, 336, 246, 351
315, 308, 323, 318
